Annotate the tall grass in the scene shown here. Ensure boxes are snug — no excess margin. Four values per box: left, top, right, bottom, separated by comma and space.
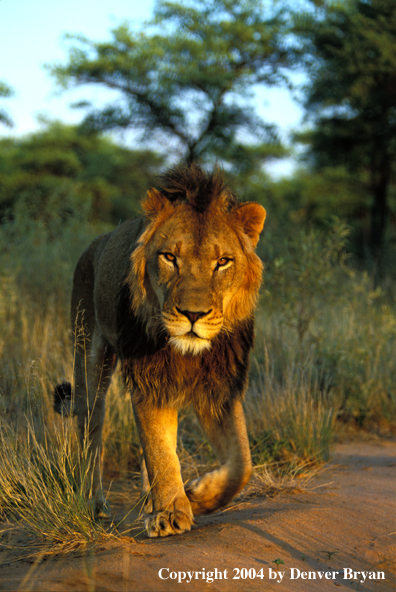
0, 417, 112, 550
0, 203, 395, 548
246, 345, 335, 472
0, 295, 140, 549
260, 219, 396, 435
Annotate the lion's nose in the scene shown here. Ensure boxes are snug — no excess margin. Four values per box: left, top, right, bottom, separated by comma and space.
177, 308, 212, 324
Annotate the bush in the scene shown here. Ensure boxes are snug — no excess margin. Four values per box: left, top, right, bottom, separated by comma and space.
263, 218, 352, 344
256, 221, 396, 433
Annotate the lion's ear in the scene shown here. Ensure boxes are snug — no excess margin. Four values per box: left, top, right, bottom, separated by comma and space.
142, 188, 171, 219
233, 202, 266, 247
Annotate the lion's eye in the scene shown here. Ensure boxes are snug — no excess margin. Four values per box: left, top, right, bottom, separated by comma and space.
163, 252, 176, 263
217, 257, 231, 267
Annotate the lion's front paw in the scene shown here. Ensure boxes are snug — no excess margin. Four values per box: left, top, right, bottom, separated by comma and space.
145, 510, 193, 538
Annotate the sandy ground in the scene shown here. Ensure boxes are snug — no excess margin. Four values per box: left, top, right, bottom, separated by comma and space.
0, 440, 394, 592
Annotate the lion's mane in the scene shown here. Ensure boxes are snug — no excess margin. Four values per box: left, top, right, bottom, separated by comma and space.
116, 164, 263, 418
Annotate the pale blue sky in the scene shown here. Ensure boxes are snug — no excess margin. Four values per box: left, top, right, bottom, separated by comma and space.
0, 0, 303, 176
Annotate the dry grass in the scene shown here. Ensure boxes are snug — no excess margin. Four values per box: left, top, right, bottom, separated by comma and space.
0, 417, 115, 551
0, 290, 138, 550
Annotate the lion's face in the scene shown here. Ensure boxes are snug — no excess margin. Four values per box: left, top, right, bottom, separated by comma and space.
131, 189, 266, 356
145, 210, 252, 355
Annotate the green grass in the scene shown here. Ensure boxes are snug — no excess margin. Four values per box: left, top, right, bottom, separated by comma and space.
246, 337, 335, 472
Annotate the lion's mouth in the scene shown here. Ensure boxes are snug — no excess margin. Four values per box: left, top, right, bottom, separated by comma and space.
168, 333, 212, 355
186, 331, 201, 338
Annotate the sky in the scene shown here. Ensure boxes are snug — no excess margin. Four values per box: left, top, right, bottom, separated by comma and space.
0, 0, 304, 177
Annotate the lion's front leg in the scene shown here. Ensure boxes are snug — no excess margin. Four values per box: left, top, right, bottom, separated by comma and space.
186, 399, 252, 515
132, 401, 194, 538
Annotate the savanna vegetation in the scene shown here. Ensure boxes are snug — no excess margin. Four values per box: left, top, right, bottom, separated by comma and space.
0, 0, 395, 550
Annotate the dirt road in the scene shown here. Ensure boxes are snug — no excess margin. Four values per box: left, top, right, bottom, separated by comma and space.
0, 440, 394, 591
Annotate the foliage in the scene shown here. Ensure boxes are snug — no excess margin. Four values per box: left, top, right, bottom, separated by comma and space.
0, 81, 13, 128
253, 167, 368, 260
255, 165, 396, 281
294, 0, 396, 263
267, 168, 367, 228
0, 193, 104, 309
256, 220, 396, 431
0, 120, 164, 223
247, 344, 335, 470
263, 218, 352, 343
48, 0, 291, 171
315, 289, 396, 428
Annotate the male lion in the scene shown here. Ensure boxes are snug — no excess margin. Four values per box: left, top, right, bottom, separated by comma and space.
54, 164, 266, 538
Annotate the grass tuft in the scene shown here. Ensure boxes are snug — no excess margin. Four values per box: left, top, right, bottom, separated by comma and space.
0, 417, 116, 552
246, 348, 335, 473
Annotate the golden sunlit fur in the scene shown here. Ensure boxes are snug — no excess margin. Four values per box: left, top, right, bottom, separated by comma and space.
126, 169, 264, 348
54, 164, 266, 538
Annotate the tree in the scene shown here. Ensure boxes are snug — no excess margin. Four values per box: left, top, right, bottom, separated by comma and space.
48, 0, 291, 172
0, 82, 14, 128
294, 0, 396, 265
0, 121, 164, 223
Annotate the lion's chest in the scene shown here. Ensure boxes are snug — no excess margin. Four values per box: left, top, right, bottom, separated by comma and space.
121, 320, 254, 417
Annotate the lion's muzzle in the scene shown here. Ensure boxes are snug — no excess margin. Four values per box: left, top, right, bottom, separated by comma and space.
176, 307, 213, 325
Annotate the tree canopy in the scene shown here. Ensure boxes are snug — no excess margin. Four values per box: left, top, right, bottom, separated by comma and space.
0, 121, 164, 223
48, 0, 291, 172
294, 0, 396, 263
0, 82, 14, 128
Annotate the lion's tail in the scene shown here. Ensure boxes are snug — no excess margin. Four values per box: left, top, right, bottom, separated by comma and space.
53, 382, 76, 417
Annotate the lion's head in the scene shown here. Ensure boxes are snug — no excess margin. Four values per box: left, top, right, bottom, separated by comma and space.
127, 164, 266, 356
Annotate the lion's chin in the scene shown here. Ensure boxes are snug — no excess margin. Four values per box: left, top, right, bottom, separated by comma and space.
168, 335, 212, 356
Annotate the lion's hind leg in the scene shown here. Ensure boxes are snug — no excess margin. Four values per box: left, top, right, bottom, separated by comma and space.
186, 399, 252, 515
74, 327, 117, 516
